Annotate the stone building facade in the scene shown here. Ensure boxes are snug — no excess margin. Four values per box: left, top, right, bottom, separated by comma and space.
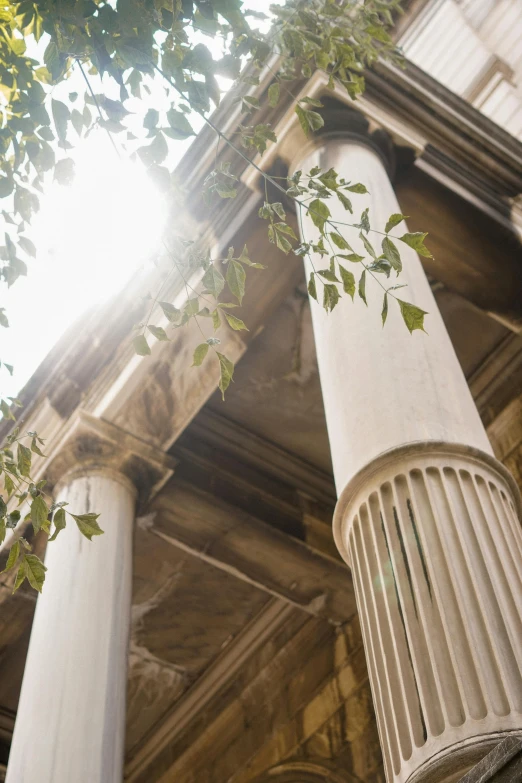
1, 1, 522, 782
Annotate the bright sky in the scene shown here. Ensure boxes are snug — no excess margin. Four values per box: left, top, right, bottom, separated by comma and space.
0, 40, 216, 399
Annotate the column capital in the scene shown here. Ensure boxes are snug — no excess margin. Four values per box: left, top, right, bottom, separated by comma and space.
54, 465, 138, 502
274, 98, 416, 184
45, 411, 177, 510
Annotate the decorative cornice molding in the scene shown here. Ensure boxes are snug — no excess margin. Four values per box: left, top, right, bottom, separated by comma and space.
177, 407, 336, 506
238, 61, 522, 229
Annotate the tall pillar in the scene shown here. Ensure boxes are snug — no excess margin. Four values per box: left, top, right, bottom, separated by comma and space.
293, 134, 522, 783
6, 468, 136, 783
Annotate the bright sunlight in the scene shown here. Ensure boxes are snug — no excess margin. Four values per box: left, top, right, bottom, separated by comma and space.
1, 129, 167, 398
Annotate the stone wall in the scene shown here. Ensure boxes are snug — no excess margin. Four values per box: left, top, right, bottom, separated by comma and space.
161, 612, 383, 783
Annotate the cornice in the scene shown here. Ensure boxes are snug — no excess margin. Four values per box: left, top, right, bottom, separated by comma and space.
177, 408, 336, 506
237, 63, 522, 229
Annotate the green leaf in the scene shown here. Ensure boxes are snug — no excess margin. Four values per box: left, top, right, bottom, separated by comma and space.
359, 231, 376, 259
48, 507, 66, 541
273, 222, 297, 239
23, 554, 47, 592
51, 99, 70, 142
308, 272, 318, 301
242, 95, 260, 111
215, 185, 237, 199
138, 133, 168, 166
211, 309, 221, 330
359, 270, 367, 305
0, 519, 5, 546
31, 437, 46, 458
54, 158, 75, 186
323, 284, 340, 313
143, 108, 159, 130
7, 509, 20, 529
18, 237, 36, 257
4, 474, 14, 496
0, 399, 14, 420
318, 269, 339, 283
268, 82, 280, 108
358, 207, 370, 233
37, 126, 55, 142
268, 225, 292, 254
0, 177, 14, 198
330, 232, 351, 250
192, 342, 209, 366
148, 325, 169, 341
382, 293, 388, 326
17, 443, 32, 477
308, 199, 330, 234
381, 237, 402, 274
217, 352, 234, 399
318, 168, 338, 190
339, 265, 355, 300
30, 495, 48, 534
345, 183, 368, 194
398, 300, 428, 333
226, 259, 246, 304
238, 245, 265, 269
159, 302, 181, 323
133, 334, 151, 356
271, 202, 285, 220
385, 213, 408, 234
299, 96, 323, 107
399, 232, 432, 258
73, 513, 104, 541
224, 313, 248, 331
71, 108, 84, 136
4, 540, 20, 572
202, 265, 225, 298
338, 253, 364, 263
295, 104, 324, 136
13, 560, 27, 592
184, 298, 200, 317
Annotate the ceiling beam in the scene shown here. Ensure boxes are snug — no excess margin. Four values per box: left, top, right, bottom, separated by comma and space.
144, 478, 356, 626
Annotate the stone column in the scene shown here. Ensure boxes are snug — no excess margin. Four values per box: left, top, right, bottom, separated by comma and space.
6, 468, 136, 783
293, 134, 522, 783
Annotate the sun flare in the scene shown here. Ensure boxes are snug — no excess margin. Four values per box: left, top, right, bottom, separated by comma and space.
1, 130, 167, 397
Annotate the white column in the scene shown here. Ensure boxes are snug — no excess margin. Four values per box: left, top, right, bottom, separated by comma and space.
294, 136, 522, 783
6, 469, 135, 783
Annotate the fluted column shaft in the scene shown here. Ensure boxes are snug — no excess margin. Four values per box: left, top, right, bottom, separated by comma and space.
6, 469, 136, 783
294, 136, 522, 783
